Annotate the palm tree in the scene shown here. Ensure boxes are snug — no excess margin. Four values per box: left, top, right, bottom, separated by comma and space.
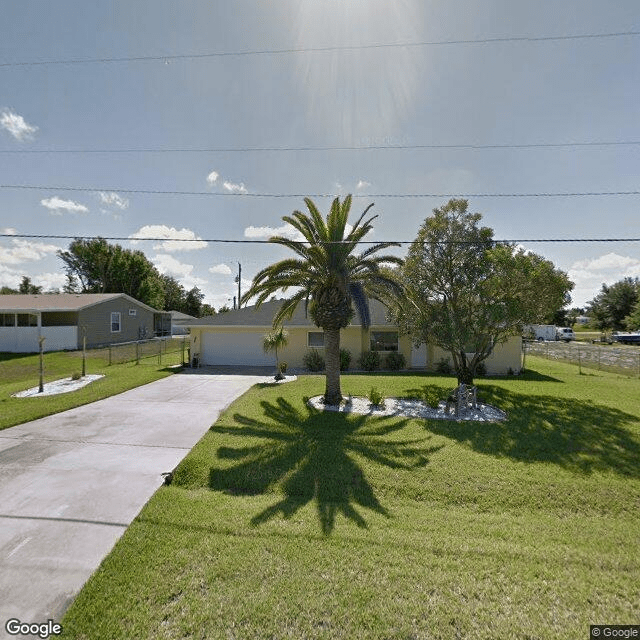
263, 326, 289, 380
241, 195, 403, 405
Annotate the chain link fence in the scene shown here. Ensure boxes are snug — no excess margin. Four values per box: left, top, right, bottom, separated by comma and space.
524, 339, 640, 377
82, 336, 189, 367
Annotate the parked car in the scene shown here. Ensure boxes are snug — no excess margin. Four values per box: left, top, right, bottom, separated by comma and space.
556, 327, 575, 342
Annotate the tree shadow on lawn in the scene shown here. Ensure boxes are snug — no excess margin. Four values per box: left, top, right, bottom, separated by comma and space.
208, 397, 443, 535
423, 385, 640, 477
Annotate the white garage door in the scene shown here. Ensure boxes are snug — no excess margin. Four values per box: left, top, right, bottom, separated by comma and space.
201, 331, 273, 366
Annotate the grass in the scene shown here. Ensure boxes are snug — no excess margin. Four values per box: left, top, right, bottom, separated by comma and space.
0, 347, 184, 430
60, 356, 640, 639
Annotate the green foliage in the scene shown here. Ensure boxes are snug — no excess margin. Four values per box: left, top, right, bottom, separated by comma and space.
587, 277, 639, 330
339, 348, 352, 371
241, 195, 404, 405
71, 371, 82, 381
279, 362, 288, 374
303, 349, 325, 372
435, 357, 452, 374
367, 387, 385, 407
394, 199, 573, 385
384, 351, 406, 371
359, 350, 381, 371
475, 361, 487, 376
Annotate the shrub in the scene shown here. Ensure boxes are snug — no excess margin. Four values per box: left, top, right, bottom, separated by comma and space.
475, 361, 487, 376
359, 350, 381, 371
279, 362, 288, 374
421, 384, 445, 409
71, 371, 82, 381
368, 387, 385, 408
435, 357, 452, 375
384, 351, 406, 371
339, 348, 352, 371
303, 349, 325, 372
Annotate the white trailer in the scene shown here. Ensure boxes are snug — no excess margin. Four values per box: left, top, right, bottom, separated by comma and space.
524, 324, 558, 341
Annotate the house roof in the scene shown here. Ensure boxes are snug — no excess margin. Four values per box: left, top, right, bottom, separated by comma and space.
0, 293, 162, 313
169, 310, 198, 322
187, 298, 394, 328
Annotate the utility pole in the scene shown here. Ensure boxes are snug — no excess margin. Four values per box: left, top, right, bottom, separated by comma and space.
234, 262, 242, 308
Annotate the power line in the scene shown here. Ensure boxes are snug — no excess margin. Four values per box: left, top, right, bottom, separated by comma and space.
4, 233, 640, 245
0, 30, 637, 68
2, 140, 640, 154
1, 184, 639, 199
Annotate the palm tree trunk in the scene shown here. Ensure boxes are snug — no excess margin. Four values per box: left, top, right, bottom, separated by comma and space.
323, 327, 342, 405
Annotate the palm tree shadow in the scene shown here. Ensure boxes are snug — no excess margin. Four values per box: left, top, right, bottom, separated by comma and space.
209, 397, 442, 534
424, 385, 640, 477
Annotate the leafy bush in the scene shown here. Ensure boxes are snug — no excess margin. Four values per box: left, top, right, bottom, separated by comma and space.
421, 384, 445, 409
384, 351, 406, 371
303, 349, 325, 372
475, 361, 487, 376
359, 350, 381, 371
71, 371, 82, 381
435, 357, 452, 374
279, 362, 288, 374
368, 387, 385, 408
340, 348, 352, 371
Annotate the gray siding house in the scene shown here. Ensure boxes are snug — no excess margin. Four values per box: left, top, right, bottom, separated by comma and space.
0, 293, 171, 353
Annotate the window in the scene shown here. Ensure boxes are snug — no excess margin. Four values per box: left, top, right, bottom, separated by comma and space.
17, 313, 38, 327
0, 313, 15, 327
129, 308, 137, 317
111, 312, 121, 333
370, 331, 398, 352
308, 331, 324, 347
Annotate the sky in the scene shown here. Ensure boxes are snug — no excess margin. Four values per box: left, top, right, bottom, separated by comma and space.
0, 0, 639, 310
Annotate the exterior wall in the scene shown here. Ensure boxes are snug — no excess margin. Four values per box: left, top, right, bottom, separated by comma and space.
0, 326, 77, 352
78, 299, 156, 347
426, 336, 522, 375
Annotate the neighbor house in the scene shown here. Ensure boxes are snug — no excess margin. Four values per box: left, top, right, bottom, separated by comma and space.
0, 293, 171, 353
187, 299, 521, 373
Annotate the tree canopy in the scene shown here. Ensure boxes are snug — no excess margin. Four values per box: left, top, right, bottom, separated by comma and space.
393, 199, 573, 384
58, 237, 211, 315
242, 195, 403, 404
586, 277, 639, 330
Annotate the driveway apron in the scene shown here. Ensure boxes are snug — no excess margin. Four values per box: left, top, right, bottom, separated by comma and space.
0, 371, 266, 635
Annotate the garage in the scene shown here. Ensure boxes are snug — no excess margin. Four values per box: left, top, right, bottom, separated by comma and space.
200, 330, 273, 366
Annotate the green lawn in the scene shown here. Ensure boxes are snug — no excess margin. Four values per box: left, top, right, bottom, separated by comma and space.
60, 357, 640, 639
0, 347, 184, 430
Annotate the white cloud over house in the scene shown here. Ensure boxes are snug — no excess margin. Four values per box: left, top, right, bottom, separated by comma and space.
152, 253, 208, 290
98, 192, 129, 210
0, 109, 38, 141
209, 263, 233, 275
40, 196, 89, 215
223, 180, 248, 194
129, 225, 207, 252
244, 223, 305, 242
568, 252, 640, 307
0, 238, 61, 265
206, 171, 219, 185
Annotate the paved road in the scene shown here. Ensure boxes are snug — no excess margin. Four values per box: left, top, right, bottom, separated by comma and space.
0, 370, 271, 637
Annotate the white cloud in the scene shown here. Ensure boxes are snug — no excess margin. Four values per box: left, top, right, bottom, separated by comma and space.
41, 196, 89, 215
152, 254, 207, 290
98, 192, 129, 210
209, 263, 233, 275
356, 179, 371, 190
0, 109, 38, 141
206, 170, 219, 185
568, 252, 640, 307
0, 238, 61, 265
223, 180, 248, 194
244, 223, 305, 242
129, 225, 207, 252
32, 272, 68, 292
1, 228, 17, 236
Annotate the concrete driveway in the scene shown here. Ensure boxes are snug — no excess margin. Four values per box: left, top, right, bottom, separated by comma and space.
0, 370, 272, 637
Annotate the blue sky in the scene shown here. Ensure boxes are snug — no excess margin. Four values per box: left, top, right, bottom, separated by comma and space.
0, 0, 638, 309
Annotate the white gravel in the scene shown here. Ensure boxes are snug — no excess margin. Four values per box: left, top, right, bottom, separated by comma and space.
13, 374, 105, 398
308, 395, 506, 422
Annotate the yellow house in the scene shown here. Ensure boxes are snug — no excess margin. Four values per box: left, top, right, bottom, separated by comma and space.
187, 299, 522, 374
